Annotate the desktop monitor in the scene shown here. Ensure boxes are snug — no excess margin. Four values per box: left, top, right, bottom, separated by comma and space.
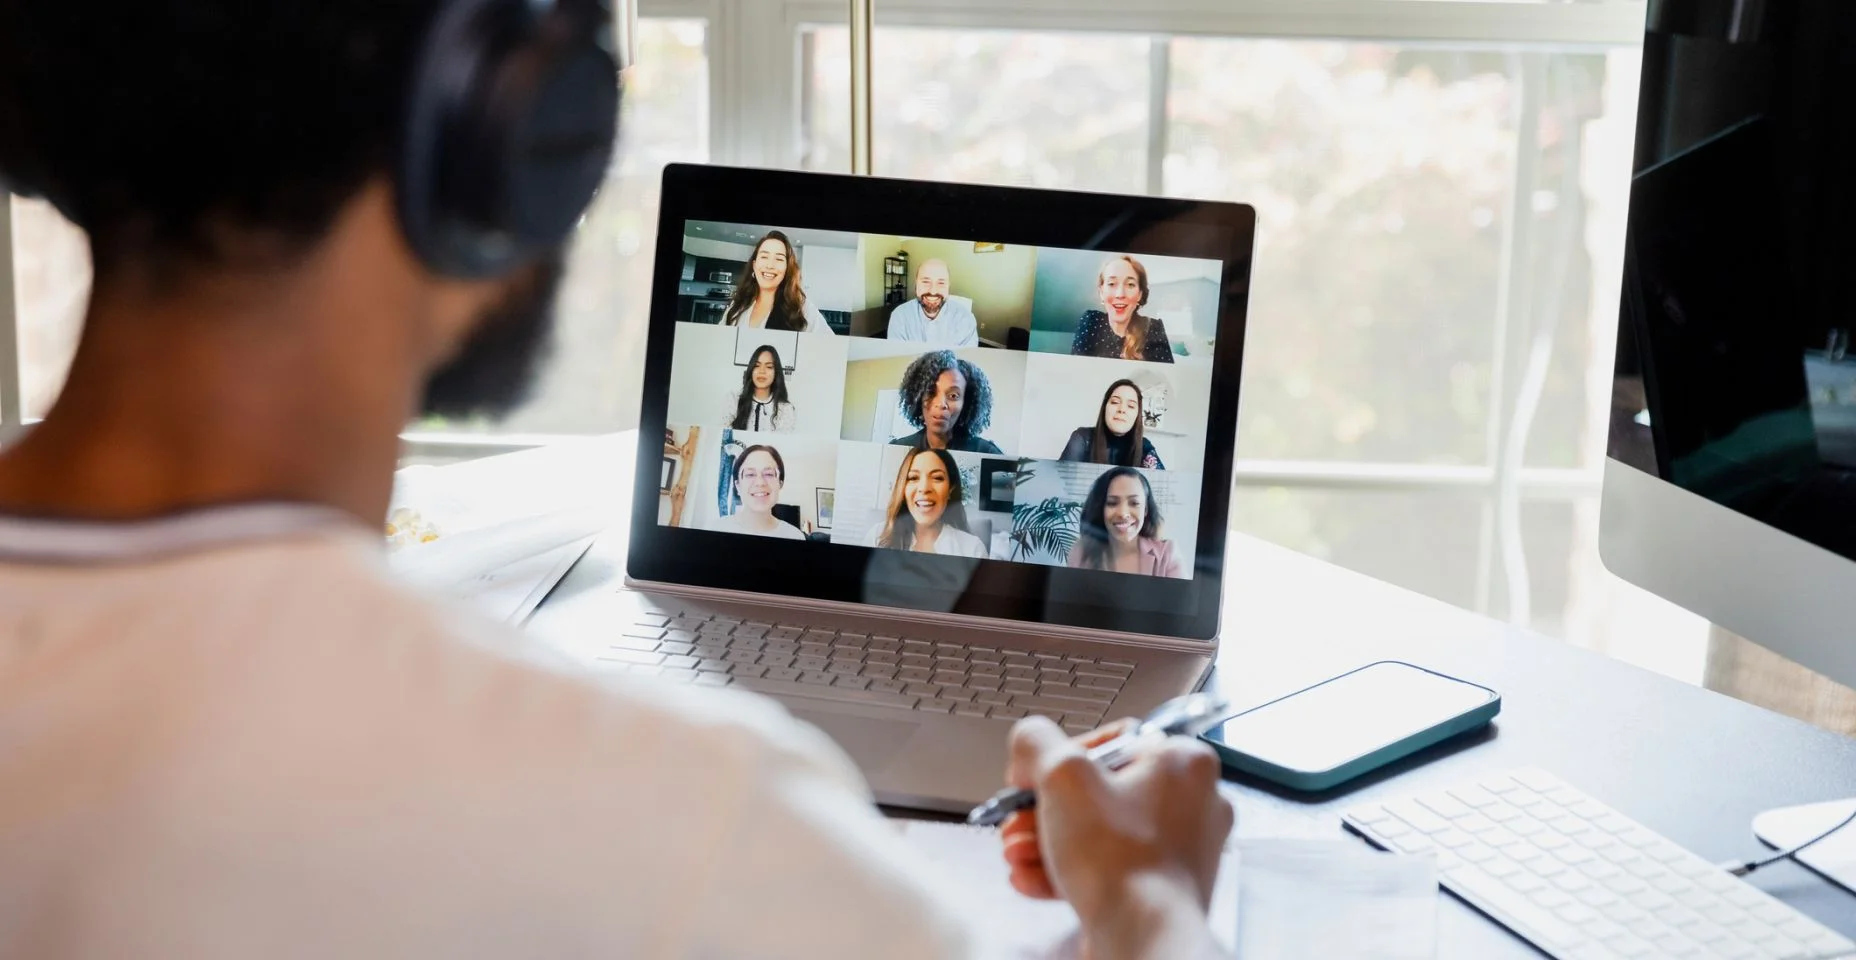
1601, 0, 1856, 686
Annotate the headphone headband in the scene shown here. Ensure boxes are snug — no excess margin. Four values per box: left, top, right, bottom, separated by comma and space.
397, 0, 619, 278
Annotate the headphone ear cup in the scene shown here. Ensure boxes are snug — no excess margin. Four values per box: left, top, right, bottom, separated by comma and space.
397, 0, 618, 279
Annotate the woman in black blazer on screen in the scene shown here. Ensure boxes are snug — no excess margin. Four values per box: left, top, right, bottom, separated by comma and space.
1059, 378, 1165, 470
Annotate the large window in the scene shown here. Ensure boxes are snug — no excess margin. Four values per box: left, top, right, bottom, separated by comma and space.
791, 4, 1705, 676
3, 1, 1710, 678
413, 17, 710, 438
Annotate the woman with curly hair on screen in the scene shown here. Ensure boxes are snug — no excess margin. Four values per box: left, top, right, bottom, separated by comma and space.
1066, 467, 1185, 578
888, 350, 1003, 454
867, 446, 989, 558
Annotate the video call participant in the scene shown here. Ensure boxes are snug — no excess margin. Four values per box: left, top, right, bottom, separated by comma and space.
0, 2, 1234, 955
870, 447, 990, 558
708, 445, 806, 539
722, 230, 833, 334
1067, 468, 1185, 578
887, 259, 977, 347
1070, 254, 1174, 363
728, 345, 795, 433
1059, 378, 1165, 470
889, 350, 1004, 454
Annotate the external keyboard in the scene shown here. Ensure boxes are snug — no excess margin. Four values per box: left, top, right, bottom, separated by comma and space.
603, 608, 1129, 733
1344, 769, 1856, 960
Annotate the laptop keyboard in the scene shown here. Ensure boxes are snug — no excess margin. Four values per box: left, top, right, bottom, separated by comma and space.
602, 608, 1129, 733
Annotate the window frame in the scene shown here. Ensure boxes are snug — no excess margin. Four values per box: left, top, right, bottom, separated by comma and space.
0, 198, 21, 443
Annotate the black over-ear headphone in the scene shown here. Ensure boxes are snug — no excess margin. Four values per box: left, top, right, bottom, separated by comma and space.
398, 0, 621, 278
0, 0, 620, 281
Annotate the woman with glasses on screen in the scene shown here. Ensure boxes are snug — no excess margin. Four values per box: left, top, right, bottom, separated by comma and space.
869, 447, 988, 558
1059, 378, 1165, 470
1066, 467, 1183, 577
726, 345, 796, 433
888, 350, 1003, 454
708, 444, 807, 540
721, 230, 833, 334
1069, 255, 1174, 363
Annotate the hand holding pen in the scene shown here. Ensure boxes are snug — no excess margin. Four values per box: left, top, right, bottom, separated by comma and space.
987, 705, 1237, 959
969, 692, 1233, 827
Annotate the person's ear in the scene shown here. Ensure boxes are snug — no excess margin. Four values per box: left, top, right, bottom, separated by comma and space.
322, 179, 507, 364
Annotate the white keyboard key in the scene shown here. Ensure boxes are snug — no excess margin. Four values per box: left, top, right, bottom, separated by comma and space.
1445, 865, 1587, 951
1385, 800, 1452, 834
1349, 806, 1394, 827
1450, 785, 1501, 808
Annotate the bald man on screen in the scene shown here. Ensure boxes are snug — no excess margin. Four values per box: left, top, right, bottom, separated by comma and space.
888, 258, 980, 346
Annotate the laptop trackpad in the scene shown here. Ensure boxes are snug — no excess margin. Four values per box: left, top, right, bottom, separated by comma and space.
792, 709, 919, 775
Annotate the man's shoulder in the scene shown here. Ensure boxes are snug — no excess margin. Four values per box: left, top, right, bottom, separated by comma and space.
31, 534, 843, 772
88, 534, 867, 810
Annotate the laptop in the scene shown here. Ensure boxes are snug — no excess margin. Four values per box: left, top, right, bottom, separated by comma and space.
616, 163, 1256, 812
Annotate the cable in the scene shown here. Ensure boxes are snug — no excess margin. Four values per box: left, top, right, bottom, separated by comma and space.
1722, 805, 1856, 877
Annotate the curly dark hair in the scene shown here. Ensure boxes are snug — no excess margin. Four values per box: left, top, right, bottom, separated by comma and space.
896, 350, 992, 438
0, 0, 447, 273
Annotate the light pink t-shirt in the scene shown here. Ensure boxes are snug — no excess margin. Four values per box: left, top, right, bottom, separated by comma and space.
0, 511, 975, 959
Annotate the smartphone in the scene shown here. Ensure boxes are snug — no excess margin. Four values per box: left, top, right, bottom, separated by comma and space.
1199, 661, 1500, 792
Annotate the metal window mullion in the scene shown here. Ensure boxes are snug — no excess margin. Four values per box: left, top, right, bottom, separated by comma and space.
849, 0, 875, 175
0, 196, 23, 439
1480, 53, 1547, 622
1145, 37, 1172, 196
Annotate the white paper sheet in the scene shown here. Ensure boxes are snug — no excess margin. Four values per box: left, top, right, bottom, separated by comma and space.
896, 820, 1238, 960
387, 510, 604, 624
1235, 839, 1437, 960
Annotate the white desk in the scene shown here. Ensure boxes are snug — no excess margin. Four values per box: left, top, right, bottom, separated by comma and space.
437, 434, 1856, 957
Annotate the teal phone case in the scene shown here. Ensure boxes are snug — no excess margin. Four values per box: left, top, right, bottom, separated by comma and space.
1199, 661, 1500, 793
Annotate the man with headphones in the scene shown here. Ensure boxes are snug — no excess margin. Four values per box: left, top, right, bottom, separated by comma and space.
0, 1, 1234, 957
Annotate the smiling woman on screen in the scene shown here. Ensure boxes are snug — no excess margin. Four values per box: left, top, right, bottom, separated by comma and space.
709, 444, 806, 539
1066, 467, 1183, 577
868, 447, 988, 558
1069, 255, 1173, 363
721, 230, 832, 333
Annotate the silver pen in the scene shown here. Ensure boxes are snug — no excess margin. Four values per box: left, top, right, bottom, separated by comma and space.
967, 691, 1233, 827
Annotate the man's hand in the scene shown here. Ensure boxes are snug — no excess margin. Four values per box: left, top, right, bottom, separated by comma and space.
998, 716, 1234, 959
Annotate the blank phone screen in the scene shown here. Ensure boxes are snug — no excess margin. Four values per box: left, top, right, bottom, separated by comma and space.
1206, 663, 1495, 773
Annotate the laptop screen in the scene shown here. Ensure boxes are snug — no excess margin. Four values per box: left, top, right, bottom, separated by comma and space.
633, 166, 1254, 640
